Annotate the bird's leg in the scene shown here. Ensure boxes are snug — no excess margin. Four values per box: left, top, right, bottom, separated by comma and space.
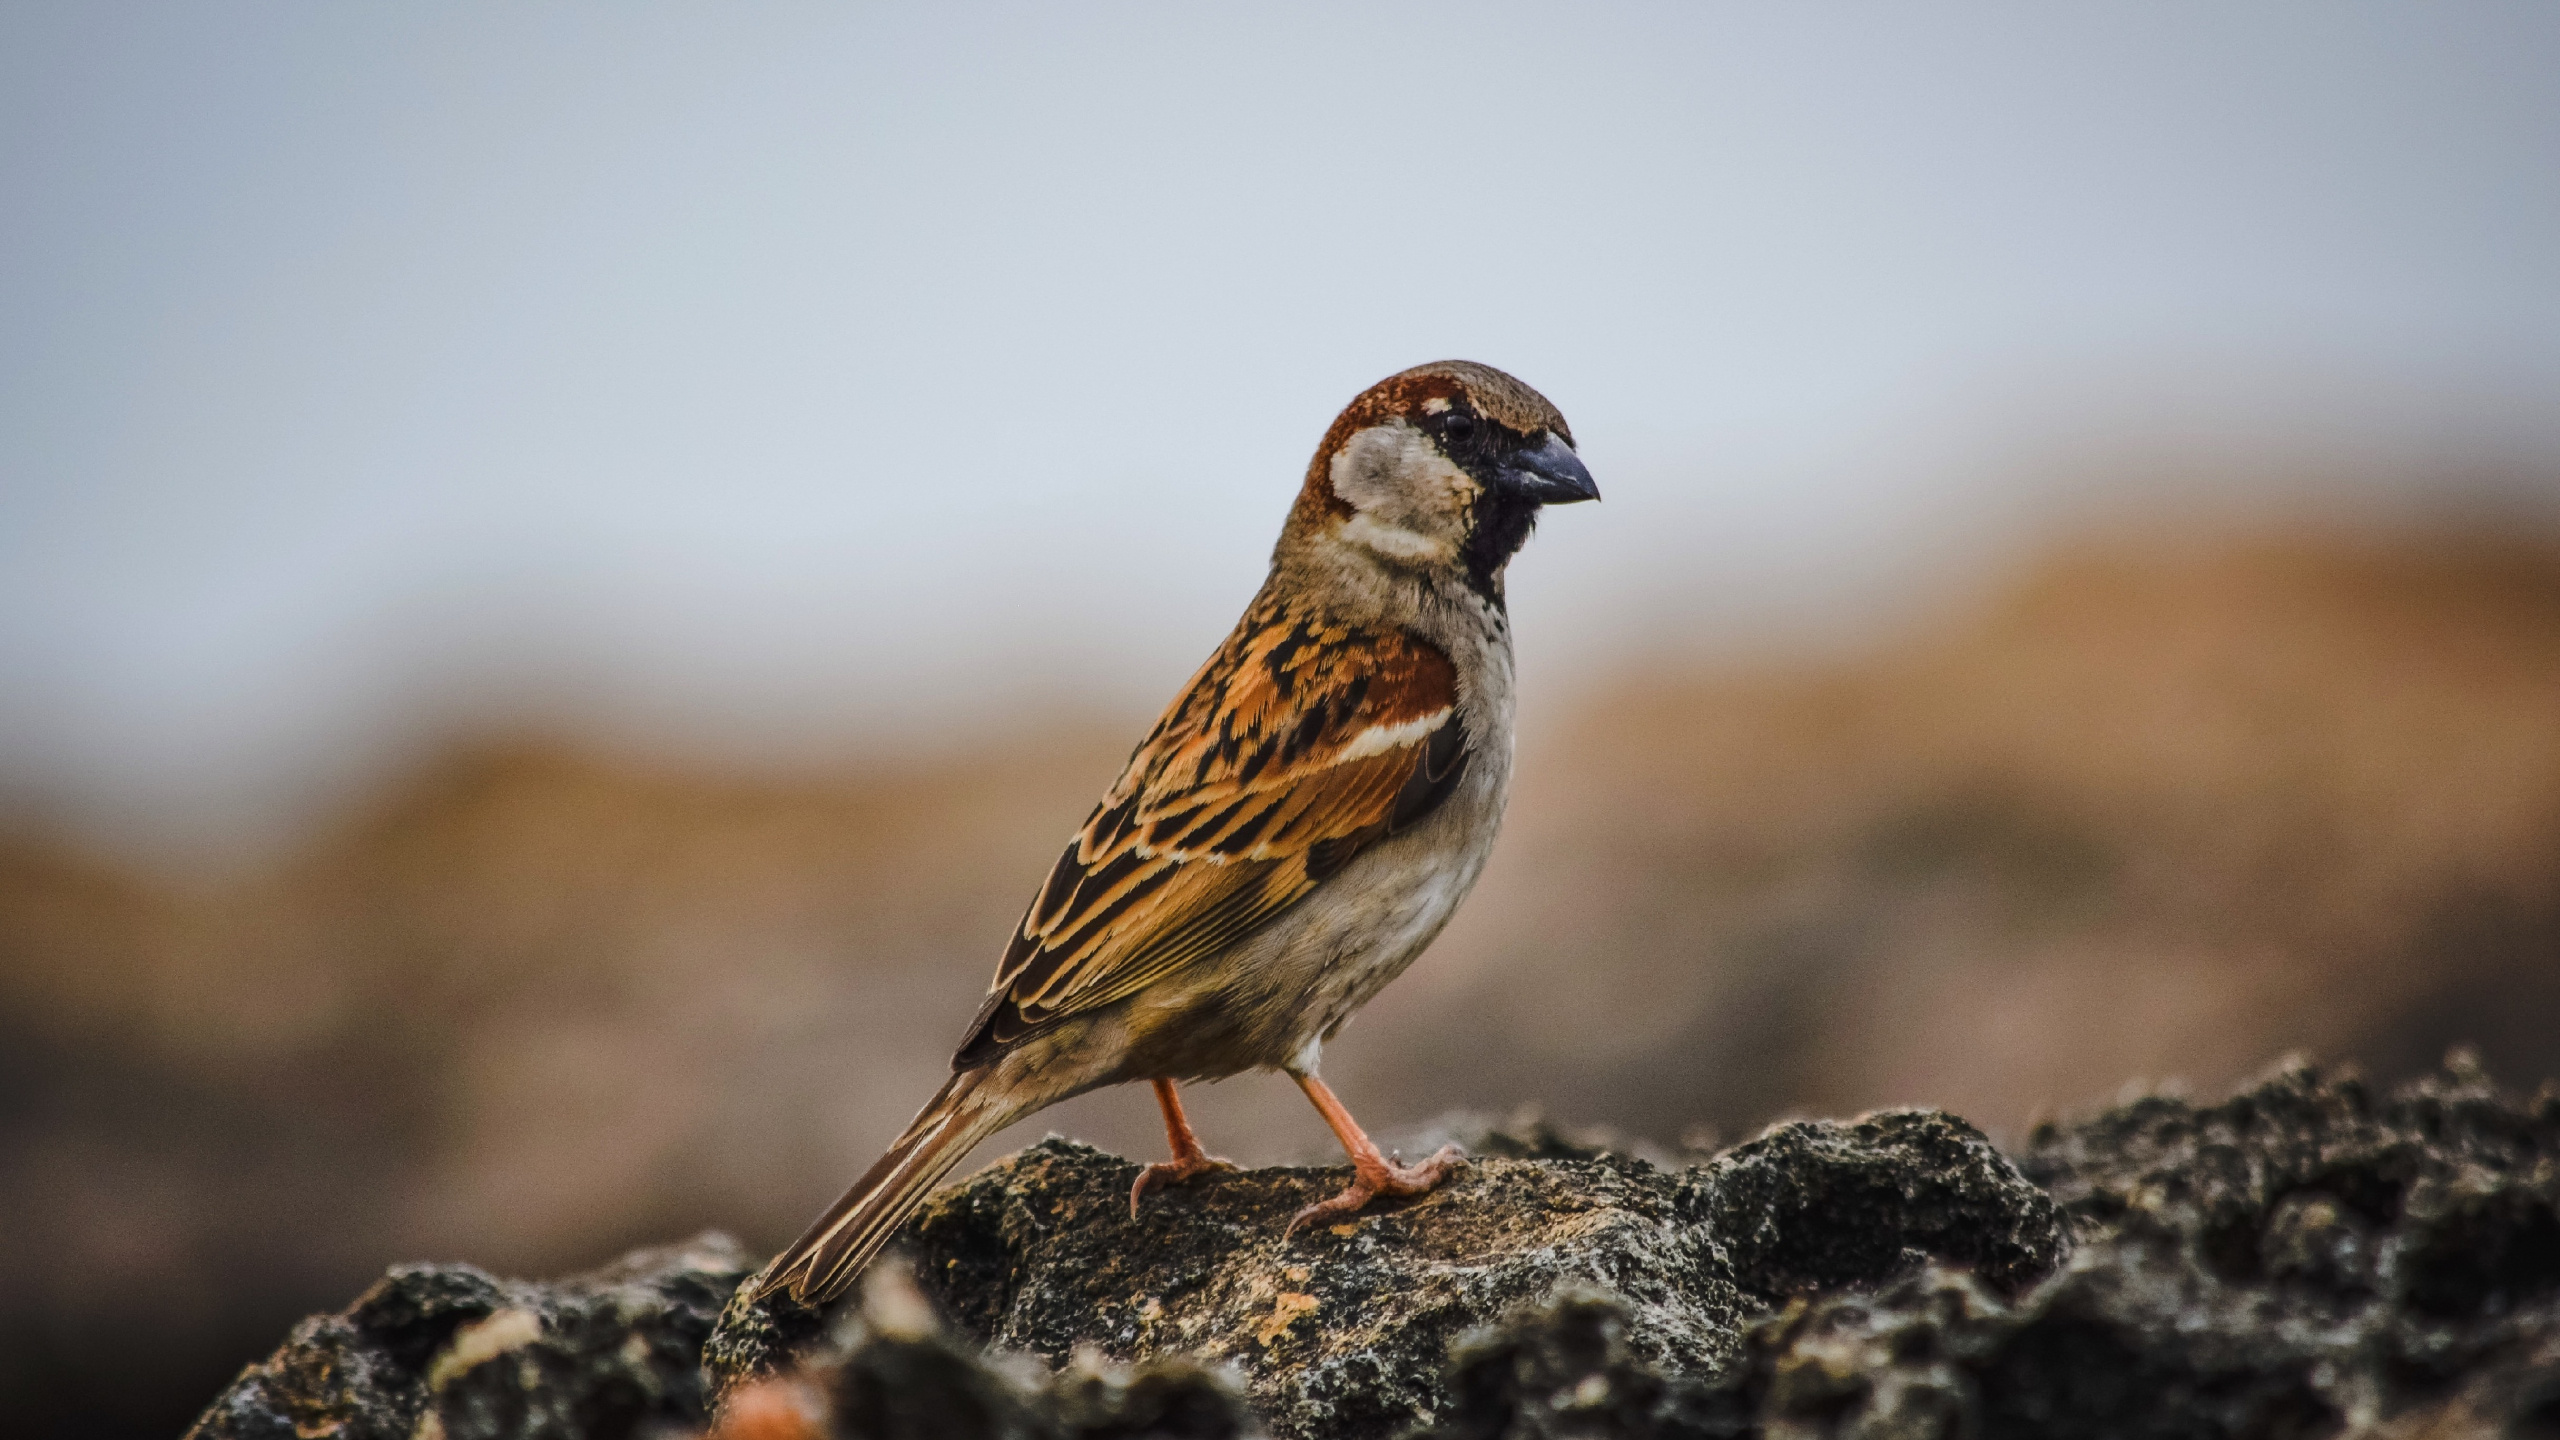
1129, 1079, 1238, 1217
1284, 1072, 1465, 1237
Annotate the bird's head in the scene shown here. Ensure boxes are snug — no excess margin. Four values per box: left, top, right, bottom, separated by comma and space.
1286, 360, 1597, 602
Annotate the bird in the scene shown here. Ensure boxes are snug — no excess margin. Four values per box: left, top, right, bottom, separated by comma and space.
759, 359, 1597, 1305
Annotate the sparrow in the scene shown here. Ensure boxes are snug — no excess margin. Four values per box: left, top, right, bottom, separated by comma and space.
760, 360, 1597, 1304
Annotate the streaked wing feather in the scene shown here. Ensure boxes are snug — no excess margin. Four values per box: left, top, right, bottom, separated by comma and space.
951, 601, 1467, 1068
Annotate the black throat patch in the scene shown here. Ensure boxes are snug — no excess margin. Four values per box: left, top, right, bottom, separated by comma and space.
1462, 490, 1539, 606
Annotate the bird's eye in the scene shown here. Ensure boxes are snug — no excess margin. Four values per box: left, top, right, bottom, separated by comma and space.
1441, 412, 1475, 437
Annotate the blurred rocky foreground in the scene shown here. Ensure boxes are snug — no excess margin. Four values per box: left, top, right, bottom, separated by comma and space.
191, 1057, 2560, 1439
10, 528, 2560, 1436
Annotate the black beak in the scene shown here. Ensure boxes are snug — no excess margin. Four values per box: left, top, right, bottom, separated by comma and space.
1494, 432, 1600, 505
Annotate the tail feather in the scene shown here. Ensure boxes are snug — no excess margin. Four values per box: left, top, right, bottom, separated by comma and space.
759, 1070, 1006, 1304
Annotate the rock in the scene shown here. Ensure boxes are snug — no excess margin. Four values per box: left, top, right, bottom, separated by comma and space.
901, 1141, 1734, 1438
707, 1265, 1253, 1440
709, 1141, 1740, 1438
1667, 1054, 2560, 1439
1428, 1287, 1744, 1440
1683, 1109, 2068, 1303
185, 1232, 753, 1440
710, 1109, 2062, 1438
194, 1057, 2560, 1440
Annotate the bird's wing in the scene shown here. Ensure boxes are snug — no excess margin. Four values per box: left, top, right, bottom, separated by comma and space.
952, 603, 1471, 1068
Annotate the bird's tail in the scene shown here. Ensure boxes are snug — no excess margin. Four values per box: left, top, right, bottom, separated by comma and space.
757, 1068, 1008, 1304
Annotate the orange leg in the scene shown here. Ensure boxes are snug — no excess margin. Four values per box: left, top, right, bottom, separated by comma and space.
1285, 1073, 1465, 1237
1129, 1079, 1238, 1218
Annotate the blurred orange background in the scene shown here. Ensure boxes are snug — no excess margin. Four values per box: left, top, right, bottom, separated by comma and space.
5, 7, 2558, 1438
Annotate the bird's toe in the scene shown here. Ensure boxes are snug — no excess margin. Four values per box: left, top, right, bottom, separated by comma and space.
1128, 1154, 1239, 1219
1283, 1145, 1465, 1237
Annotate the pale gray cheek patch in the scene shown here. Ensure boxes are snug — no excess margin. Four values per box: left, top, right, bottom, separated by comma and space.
1329, 424, 1471, 536
1328, 425, 1428, 513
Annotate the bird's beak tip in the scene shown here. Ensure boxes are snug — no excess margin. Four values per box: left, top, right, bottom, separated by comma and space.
1501, 432, 1599, 506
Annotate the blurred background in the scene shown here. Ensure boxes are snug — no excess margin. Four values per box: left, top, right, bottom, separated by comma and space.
6, 5, 2560, 1436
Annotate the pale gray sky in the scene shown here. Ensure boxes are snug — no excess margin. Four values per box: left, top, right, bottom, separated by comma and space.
6, 4, 2559, 856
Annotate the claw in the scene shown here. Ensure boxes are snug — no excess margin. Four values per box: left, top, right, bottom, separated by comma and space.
1129, 1153, 1238, 1219
1284, 1144, 1464, 1238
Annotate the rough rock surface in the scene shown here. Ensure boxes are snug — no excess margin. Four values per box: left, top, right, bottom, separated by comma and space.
1439, 1055, 2560, 1439
185, 1233, 751, 1440
706, 1267, 1255, 1440
192, 1057, 2560, 1439
181, 1230, 1255, 1440
708, 1108, 2063, 1437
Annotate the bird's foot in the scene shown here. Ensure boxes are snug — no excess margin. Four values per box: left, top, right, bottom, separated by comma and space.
1129, 1152, 1239, 1218
1284, 1144, 1465, 1237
